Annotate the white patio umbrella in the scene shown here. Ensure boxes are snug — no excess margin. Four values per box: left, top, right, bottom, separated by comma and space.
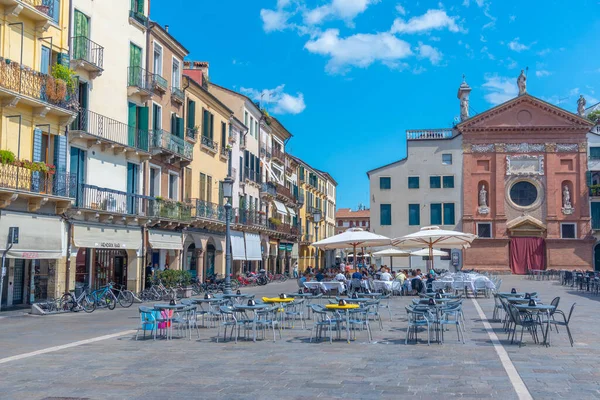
372, 248, 411, 271
393, 226, 477, 270
410, 248, 450, 257
312, 228, 391, 270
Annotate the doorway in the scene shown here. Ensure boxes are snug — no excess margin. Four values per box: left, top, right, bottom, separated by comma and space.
594, 243, 600, 272
205, 244, 215, 278
509, 237, 545, 275
186, 243, 197, 278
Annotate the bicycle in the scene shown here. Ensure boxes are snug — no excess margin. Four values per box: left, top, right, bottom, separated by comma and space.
59, 286, 96, 313
90, 283, 117, 310
111, 283, 135, 308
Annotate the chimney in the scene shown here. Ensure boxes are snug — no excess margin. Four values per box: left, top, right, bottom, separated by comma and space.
457, 75, 472, 122
184, 61, 210, 86
165, 25, 169, 32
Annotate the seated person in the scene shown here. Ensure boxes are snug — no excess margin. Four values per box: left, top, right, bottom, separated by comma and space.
335, 271, 346, 281
315, 270, 325, 282
425, 274, 436, 293
351, 270, 363, 280
298, 273, 308, 287
395, 270, 407, 285
411, 275, 424, 294
380, 268, 392, 281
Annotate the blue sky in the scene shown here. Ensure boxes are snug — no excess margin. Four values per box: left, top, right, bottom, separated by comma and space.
151, 0, 600, 209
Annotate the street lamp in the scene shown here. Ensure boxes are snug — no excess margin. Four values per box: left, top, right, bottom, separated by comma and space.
312, 209, 321, 270
223, 143, 234, 295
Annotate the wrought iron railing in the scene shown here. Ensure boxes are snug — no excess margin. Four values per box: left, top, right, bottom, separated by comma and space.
406, 129, 454, 140
276, 183, 295, 201
128, 66, 152, 92
70, 36, 104, 71
0, 163, 74, 198
23, 0, 54, 17
151, 129, 193, 160
590, 186, 600, 197
260, 182, 276, 196
300, 234, 313, 243
236, 208, 266, 227
191, 199, 230, 222
152, 74, 168, 91
71, 108, 149, 151
74, 183, 152, 215
150, 199, 192, 221
186, 127, 197, 140
220, 145, 229, 158
244, 168, 261, 183
129, 10, 149, 27
171, 86, 184, 102
0, 58, 78, 111
201, 135, 217, 152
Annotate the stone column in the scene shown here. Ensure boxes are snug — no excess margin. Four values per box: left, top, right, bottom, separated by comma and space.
126, 249, 142, 293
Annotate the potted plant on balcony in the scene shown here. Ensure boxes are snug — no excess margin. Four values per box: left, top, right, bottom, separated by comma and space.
269, 217, 282, 226
35, 4, 50, 14
47, 64, 75, 104
0, 150, 15, 165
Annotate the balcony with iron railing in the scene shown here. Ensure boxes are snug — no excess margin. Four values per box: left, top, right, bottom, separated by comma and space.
275, 183, 295, 203
74, 183, 153, 216
151, 129, 193, 161
128, 66, 153, 99
151, 199, 193, 222
70, 36, 104, 77
0, 58, 78, 116
200, 135, 218, 154
70, 108, 150, 153
171, 86, 184, 103
129, 9, 149, 28
0, 163, 74, 199
190, 199, 230, 223
151, 74, 168, 93
300, 234, 313, 243
244, 168, 261, 184
236, 208, 267, 228
260, 182, 276, 197
5, 0, 54, 21
239, 134, 247, 150
272, 147, 285, 163
590, 185, 600, 197
219, 145, 229, 160
186, 127, 197, 142
406, 128, 454, 140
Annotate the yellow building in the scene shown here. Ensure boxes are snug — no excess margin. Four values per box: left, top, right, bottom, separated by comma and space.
181, 73, 233, 281
290, 155, 336, 272
0, 1, 78, 307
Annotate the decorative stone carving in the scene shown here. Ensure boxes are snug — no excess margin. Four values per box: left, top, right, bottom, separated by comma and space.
505, 143, 546, 153
478, 185, 489, 215
556, 143, 579, 152
579, 142, 587, 152
462, 142, 472, 153
517, 69, 527, 96
494, 143, 506, 152
577, 95, 586, 117
562, 185, 574, 214
506, 155, 544, 176
545, 143, 557, 152
471, 143, 495, 153
460, 96, 469, 122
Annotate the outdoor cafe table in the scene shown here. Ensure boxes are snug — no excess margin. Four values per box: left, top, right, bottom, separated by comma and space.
154, 303, 188, 340
233, 303, 270, 341
514, 304, 556, 346
220, 293, 254, 305
336, 297, 371, 303
361, 293, 383, 298
505, 297, 541, 304
262, 297, 295, 326
325, 303, 360, 343
498, 292, 529, 297
287, 292, 320, 319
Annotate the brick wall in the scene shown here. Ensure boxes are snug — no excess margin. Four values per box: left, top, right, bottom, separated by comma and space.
463, 239, 510, 272
546, 239, 594, 270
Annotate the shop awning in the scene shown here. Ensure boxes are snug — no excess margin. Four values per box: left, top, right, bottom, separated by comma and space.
273, 200, 288, 216
291, 243, 299, 258
0, 211, 65, 259
231, 231, 246, 260
287, 206, 297, 217
244, 232, 262, 261
149, 230, 183, 250
73, 223, 142, 250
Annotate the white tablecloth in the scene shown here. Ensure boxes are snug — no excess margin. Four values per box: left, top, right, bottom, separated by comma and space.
432, 274, 496, 292
304, 281, 346, 293
371, 280, 402, 292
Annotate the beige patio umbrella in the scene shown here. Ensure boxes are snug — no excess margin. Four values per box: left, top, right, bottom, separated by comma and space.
409, 249, 450, 257
372, 248, 411, 271
312, 228, 391, 270
393, 226, 477, 270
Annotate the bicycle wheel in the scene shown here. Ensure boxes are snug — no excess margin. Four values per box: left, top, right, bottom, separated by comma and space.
81, 295, 96, 313
104, 292, 117, 310
118, 290, 134, 308
59, 293, 75, 312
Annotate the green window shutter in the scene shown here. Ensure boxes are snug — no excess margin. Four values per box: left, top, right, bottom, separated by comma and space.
177, 117, 184, 138
136, 106, 149, 149
202, 109, 208, 137
210, 113, 214, 139
409, 204, 420, 226
137, 0, 144, 14
443, 203, 455, 225
380, 204, 391, 226
127, 102, 137, 147
591, 147, 600, 160
138, 106, 149, 131
592, 202, 600, 230
430, 203, 442, 225
221, 122, 226, 145
443, 176, 454, 188
218, 182, 224, 206
187, 100, 196, 129
170, 113, 177, 134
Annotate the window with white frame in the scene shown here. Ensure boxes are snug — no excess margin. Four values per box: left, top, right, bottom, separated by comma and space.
149, 165, 160, 197
560, 223, 576, 239
153, 43, 162, 76
477, 222, 492, 238
168, 172, 179, 200
442, 153, 452, 165
172, 58, 181, 89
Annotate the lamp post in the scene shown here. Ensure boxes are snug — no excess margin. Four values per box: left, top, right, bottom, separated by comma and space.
223, 144, 234, 295
312, 209, 321, 269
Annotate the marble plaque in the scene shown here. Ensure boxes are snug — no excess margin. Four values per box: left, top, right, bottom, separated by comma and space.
506, 155, 544, 176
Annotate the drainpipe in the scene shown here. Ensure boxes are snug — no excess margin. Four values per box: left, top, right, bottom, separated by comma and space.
68, 0, 73, 41
141, 225, 147, 291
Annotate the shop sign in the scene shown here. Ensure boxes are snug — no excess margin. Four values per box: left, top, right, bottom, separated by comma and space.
278, 244, 286, 251
286, 244, 293, 252
97, 242, 126, 249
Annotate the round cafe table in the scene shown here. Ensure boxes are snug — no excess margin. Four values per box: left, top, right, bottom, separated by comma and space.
154, 303, 188, 340
263, 297, 295, 326
514, 304, 556, 346
325, 303, 360, 343
233, 303, 270, 341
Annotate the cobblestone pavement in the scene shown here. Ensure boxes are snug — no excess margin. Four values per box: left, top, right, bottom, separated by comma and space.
0, 275, 599, 399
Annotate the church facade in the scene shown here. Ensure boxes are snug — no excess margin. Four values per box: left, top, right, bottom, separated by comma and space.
458, 89, 594, 273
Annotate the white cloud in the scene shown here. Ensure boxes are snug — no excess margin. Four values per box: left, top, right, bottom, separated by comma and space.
412, 65, 427, 74
481, 46, 495, 60
480, 34, 487, 42
463, 0, 486, 6
535, 70, 551, 77
396, 3, 406, 15
304, 0, 380, 25
537, 48, 551, 56
416, 43, 442, 65
304, 29, 413, 73
569, 88, 580, 96
508, 37, 532, 52
509, 15, 516, 22
260, 8, 291, 32
391, 9, 461, 34
240, 85, 306, 115
482, 74, 518, 105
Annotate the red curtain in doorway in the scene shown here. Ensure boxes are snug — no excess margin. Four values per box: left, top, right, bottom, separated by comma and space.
509, 237, 545, 275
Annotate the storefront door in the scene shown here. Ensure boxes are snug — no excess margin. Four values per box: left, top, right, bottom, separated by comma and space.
205, 245, 215, 277
94, 249, 128, 290
12, 259, 25, 304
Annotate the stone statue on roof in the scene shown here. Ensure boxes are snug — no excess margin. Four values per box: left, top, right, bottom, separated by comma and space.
577, 95, 586, 116
517, 70, 527, 96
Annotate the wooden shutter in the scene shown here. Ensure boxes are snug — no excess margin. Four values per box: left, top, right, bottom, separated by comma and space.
221, 122, 226, 146
207, 176, 212, 203
209, 113, 214, 139
137, 106, 149, 149
187, 100, 196, 129
170, 114, 177, 135
184, 167, 192, 201
176, 117, 184, 138
199, 173, 206, 201
202, 108, 208, 137
218, 181, 224, 206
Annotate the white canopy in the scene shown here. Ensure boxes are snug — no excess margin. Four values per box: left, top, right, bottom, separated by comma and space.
273, 200, 288, 216
244, 232, 262, 261
372, 248, 411, 257
410, 248, 449, 257
73, 223, 141, 250
313, 228, 390, 269
392, 226, 476, 249
0, 211, 65, 259
230, 231, 246, 260
286, 206, 297, 217
148, 230, 183, 250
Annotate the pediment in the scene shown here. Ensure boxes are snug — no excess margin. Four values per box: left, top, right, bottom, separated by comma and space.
506, 215, 546, 232
458, 94, 593, 132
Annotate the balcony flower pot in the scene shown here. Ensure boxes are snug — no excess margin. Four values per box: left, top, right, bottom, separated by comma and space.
35, 5, 50, 15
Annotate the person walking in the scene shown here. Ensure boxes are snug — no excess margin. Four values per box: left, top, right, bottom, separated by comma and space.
293, 262, 299, 278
